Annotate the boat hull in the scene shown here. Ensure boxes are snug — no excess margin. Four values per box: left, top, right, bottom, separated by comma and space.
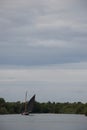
21, 112, 29, 115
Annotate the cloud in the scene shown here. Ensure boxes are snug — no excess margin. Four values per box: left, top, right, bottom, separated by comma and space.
0, 65, 87, 102
0, 42, 87, 66
0, 0, 87, 102
0, 0, 87, 66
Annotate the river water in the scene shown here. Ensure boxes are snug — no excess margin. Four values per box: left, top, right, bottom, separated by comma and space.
0, 114, 87, 130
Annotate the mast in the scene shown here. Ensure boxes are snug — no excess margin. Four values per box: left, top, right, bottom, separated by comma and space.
24, 91, 27, 112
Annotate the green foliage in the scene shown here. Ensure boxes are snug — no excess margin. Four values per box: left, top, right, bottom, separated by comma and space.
0, 98, 87, 115
0, 98, 5, 107
75, 103, 84, 114
33, 101, 41, 113
0, 107, 8, 114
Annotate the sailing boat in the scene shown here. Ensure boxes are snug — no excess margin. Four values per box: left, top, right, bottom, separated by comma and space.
22, 91, 35, 115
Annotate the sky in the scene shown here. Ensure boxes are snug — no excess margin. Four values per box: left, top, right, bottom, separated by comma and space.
0, 0, 87, 103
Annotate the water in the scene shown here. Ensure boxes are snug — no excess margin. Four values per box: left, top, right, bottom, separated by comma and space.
0, 114, 87, 130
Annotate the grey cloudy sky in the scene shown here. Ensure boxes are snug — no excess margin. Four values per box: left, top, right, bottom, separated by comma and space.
0, 0, 87, 103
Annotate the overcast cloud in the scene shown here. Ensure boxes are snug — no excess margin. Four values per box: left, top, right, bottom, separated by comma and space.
0, 0, 87, 102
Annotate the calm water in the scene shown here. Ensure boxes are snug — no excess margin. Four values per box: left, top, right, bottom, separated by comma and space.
0, 114, 87, 130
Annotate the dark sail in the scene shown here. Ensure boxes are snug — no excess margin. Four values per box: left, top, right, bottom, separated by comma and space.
27, 95, 35, 112
22, 94, 35, 115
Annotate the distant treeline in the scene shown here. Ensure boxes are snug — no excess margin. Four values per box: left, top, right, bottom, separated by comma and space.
0, 98, 87, 115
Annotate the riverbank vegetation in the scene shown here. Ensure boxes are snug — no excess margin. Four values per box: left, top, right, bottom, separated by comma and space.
0, 98, 87, 115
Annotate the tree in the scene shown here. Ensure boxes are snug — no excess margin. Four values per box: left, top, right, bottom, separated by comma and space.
0, 98, 5, 107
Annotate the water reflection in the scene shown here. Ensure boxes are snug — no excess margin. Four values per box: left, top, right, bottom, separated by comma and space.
0, 114, 87, 130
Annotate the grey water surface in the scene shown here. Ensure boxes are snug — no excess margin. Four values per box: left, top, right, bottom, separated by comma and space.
0, 114, 87, 130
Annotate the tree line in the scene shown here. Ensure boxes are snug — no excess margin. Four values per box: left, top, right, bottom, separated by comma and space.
0, 98, 87, 115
